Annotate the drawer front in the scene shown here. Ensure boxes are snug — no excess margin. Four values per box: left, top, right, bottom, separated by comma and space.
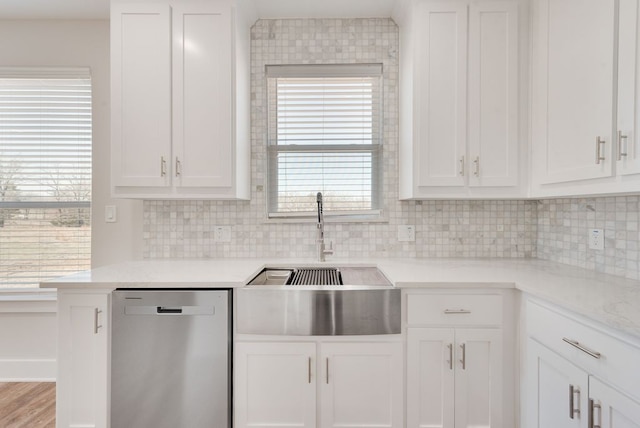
407, 293, 503, 326
526, 299, 640, 401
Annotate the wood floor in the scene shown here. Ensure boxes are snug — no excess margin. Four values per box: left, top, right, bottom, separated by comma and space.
0, 383, 55, 428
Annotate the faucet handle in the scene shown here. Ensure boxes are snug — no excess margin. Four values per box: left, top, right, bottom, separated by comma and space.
324, 241, 334, 255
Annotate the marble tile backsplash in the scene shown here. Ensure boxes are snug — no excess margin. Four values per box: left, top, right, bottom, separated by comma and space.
143, 200, 537, 259
142, 18, 536, 261
142, 18, 640, 281
536, 196, 640, 280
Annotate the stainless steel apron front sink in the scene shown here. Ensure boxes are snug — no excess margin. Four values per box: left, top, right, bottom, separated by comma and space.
237, 266, 400, 336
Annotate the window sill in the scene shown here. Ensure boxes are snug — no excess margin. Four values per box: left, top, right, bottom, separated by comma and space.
0, 288, 57, 302
263, 214, 389, 225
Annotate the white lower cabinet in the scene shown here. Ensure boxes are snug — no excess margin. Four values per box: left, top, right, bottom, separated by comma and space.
526, 339, 589, 428
522, 298, 640, 428
407, 327, 503, 428
234, 340, 403, 428
320, 342, 404, 428
590, 377, 640, 428
526, 338, 640, 428
235, 342, 316, 428
405, 290, 513, 428
56, 291, 110, 428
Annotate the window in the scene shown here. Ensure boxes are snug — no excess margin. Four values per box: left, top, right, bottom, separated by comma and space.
0, 68, 92, 288
266, 64, 383, 218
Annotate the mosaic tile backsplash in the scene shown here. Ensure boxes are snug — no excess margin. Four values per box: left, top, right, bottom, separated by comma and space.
143, 18, 640, 281
143, 18, 536, 261
536, 196, 640, 280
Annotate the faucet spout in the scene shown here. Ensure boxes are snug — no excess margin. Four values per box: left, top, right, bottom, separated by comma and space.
316, 192, 333, 261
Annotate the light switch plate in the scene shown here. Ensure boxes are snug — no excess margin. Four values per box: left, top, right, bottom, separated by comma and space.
105, 205, 117, 223
589, 229, 604, 250
398, 225, 415, 242
214, 226, 231, 243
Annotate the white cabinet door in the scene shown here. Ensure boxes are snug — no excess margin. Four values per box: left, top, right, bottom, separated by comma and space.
172, 4, 233, 189
111, 3, 172, 188
455, 328, 503, 428
319, 342, 403, 428
402, 0, 521, 197
527, 339, 589, 428
616, 0, 640, 175
415, 1, 467, 188
235, 342, 317, 428
111, 1, 250, 199
590, 377, 640, 428
56, 292, 109, 428
407, 328, 455, 428
531, 0, 615, 184
468, 2, 518, 188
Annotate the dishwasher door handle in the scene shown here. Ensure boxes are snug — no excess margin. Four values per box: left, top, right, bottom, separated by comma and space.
125, 305, 215, 316
157, 306, 183, 314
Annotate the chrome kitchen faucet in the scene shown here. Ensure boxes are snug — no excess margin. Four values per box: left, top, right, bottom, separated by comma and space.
316, 192, 333, 262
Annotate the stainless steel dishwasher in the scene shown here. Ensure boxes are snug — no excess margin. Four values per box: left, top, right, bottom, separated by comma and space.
111, 289, 231, 428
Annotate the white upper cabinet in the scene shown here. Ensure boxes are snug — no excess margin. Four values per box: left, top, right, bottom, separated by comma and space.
530, 0, 640, 196
397, 0, 523, 199
617, 0, 640, 176
530, 0, 615, 184
468, 2, 519, 189
111, 0, 251, 199
414, 2, 468, 189
172, 4, 233, 189
111, 4, 172, 189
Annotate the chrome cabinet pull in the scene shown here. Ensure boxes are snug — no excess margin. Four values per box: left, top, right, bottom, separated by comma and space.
562, 338, 602, 359
570, 385, 580, 419
94, 308, 102, 334
595, 137, 606, 164
589, 398, 601, 428
473, 156, 480, 177
160, 156, 167, 177
447, 343, 453, 370
444, 309, 471, 315
308, 357, 312, 384
459, 343, 466, 370
326, 358, 329, 384
618, 130, 628, 160
175, 157, 182, 177
459, 156, 465, 176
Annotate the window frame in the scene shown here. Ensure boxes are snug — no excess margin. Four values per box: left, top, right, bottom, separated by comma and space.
265, 63, 384, 220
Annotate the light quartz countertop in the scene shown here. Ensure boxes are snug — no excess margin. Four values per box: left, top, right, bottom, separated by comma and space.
42, 257, 640, 339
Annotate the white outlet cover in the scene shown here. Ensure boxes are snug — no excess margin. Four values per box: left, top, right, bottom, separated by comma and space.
214, 226, 232, 243
589, 229, 604, 250
398, 225, 415, 242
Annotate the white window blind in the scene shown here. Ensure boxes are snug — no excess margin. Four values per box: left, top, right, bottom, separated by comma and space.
267, 64, 383, 218
0, 67, 91, 288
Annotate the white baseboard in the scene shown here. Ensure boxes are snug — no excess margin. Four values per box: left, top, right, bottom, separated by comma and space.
0, 297, 57, 382
0, 358, 56, 382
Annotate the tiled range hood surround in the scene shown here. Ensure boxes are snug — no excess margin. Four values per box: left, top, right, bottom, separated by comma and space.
142, 18, 640, 281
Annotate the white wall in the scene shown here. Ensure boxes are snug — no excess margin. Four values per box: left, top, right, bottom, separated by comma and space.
0, 20, 144, 380
0, 19, 143, 267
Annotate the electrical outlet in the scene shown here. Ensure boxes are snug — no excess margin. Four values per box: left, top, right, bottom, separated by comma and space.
398, 225, 416, 242
589, 229, 604, 250
214, 226, 231, 243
